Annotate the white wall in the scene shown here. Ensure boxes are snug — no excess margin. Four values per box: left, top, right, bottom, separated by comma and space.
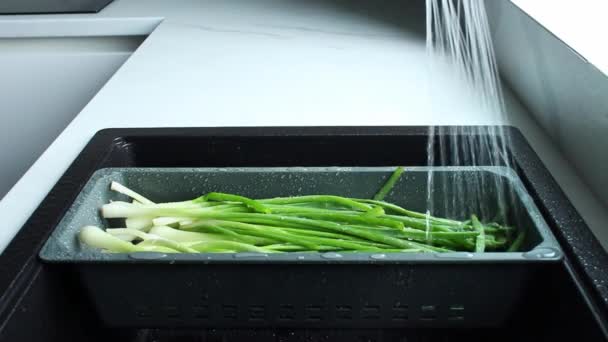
0, 36, 143, 199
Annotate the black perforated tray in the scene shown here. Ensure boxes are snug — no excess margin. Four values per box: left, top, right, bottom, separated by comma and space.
39, 166, 561, 328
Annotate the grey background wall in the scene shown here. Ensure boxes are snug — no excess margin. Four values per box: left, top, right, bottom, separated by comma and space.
486, 0, 608, 248
488, 0, 608, 209
0, 36, 143, 199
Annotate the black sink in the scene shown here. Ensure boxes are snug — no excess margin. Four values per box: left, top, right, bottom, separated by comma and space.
0, 127, 606, 342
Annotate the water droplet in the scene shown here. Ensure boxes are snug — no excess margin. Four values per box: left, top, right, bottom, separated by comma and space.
128, 252, 167, 260
233, 252, 269, 258
522, 247, 560, 259
434, 252, 474, 259
321, 252, 343, 259
370, 253, 386, 260
296, 255, 305, 260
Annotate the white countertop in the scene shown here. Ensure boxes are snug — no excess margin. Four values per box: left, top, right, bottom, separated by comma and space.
0, 0, 606, 253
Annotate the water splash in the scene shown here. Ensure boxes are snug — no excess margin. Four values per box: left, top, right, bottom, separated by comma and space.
425, 0, 517, 235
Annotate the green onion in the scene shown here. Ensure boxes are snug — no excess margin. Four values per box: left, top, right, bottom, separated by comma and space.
471, 215, 485, 252
79, 179, 522, 254
507, 229, 526, 252
373, 167, 404, 201
201, 192, 270, 214
260, 195, 374, 212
